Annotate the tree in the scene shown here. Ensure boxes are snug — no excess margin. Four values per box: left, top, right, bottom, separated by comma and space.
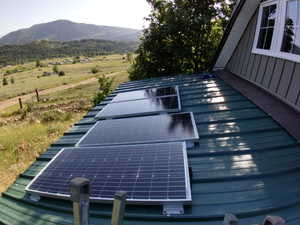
53, 65, 59, 74
36, 60, 41, 67
10, 77, 14, 84
129, 0, 236, 80
2, 77, 8, 86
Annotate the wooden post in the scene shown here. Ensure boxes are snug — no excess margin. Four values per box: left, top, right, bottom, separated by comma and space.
70, 178, 90, 225
111, 191, 127, 225
35, 89, 40, 102
18, 98, 23, 109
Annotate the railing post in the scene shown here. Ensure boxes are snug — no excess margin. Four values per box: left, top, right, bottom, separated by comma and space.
70, 178, 90, 225
111, 191, 127, 225
261, 215, 285, 225
223, 213, 239, 225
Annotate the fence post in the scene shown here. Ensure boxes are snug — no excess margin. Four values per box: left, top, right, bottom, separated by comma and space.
111, 191, 127, 225
35, 89, 40, 102
70, 178, 90, 225
18, 98, 23, 109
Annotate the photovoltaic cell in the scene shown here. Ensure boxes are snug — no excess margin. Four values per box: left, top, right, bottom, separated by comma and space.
96, 96, 181, 119
26, 143, 192, 204
77, 113, 199, 147
112, 86, 178, 102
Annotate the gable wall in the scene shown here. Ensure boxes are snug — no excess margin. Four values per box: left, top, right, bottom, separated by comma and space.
226, 10, 300, 111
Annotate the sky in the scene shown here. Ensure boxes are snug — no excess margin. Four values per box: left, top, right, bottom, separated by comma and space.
0, 0, 152, 37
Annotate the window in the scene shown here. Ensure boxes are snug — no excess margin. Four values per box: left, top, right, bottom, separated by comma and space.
257, 3, 277, 50
281, 0, 300, 55
253, 0, 300, 63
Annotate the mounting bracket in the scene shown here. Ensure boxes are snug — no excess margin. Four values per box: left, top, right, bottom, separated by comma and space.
163, 203, 184, 216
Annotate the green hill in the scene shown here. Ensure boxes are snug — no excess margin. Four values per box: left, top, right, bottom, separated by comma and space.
0, 39, 137, 66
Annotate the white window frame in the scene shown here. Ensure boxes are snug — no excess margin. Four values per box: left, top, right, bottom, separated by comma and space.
252, 0, 300, 63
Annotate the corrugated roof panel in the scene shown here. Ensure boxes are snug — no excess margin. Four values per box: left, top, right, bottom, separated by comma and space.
1, 74, 300, 225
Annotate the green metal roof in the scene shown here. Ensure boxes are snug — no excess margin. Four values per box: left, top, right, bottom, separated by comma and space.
1, 74, 300, 225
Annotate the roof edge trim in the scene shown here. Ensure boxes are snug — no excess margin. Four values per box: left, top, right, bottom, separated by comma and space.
213, 0, 260, 70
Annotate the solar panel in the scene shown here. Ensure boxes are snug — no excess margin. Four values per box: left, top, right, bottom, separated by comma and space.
96, 96, 181, 119
77, 113, 199, 147
112, 86, 178, 102
26, 142, 192, 204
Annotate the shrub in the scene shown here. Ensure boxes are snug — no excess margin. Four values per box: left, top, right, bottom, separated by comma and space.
91, 66, 99, 74
40, 110, 71, 123
58, 71, 65, 76
10, 77, 15, 84
53, 65, 59, 74
93, 75, 113, 106
36, 60, 41, 67
2, 77, 8, 86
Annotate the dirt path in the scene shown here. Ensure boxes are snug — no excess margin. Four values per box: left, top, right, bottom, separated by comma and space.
0, 77, 98, 111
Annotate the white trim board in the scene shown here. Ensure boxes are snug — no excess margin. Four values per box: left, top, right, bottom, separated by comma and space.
214, 0, 261, 70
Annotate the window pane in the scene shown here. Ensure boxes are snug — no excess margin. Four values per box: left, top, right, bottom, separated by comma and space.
257, 4, 276, 50
268, 5, 277, 27
257, 29, 267, 49
265, 28, 274, 49
285, 0, 297, 26
293, 28, 300, 55
261, 7, 270, 27
281, 26, 295, 52
281, 0, 299, 53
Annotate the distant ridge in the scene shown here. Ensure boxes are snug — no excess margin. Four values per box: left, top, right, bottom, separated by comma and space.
0, 20, 142, 45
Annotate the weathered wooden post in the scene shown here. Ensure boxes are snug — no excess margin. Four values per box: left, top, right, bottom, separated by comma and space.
70, 178, 90, 225
111, 191, 127, 225
18, 98, 23, 109
35, 89, 40, 102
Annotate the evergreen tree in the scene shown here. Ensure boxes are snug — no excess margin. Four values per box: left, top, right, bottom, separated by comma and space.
2, 77, 8, 86
53, 65, 59, 74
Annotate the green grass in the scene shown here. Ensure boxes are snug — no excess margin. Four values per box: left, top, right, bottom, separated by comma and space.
0, 54, 129, 101
0, 60, 129, 193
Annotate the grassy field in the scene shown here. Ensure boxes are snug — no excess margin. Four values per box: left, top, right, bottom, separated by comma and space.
0, 59, 129, 193
0, 54, 129, 101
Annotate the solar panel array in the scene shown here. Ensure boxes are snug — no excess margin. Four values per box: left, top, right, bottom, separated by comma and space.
26, 83, 198, 209
78, 113, 199, 147
112, 86, 178, 102
96, 86, 180, 119
96, 96, 180, 119
26, 143, 191, 203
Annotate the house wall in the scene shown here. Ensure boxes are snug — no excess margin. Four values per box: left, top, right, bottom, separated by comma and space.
226, 10, 300, 111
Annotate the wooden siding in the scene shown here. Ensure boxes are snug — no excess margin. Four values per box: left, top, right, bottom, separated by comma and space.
226, 10, 300, 111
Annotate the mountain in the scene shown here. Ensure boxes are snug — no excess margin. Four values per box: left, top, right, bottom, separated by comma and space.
0, 20, 142, 45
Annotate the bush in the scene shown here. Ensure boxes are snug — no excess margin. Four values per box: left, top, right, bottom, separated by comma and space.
10, 77, 14, 84
58, 71, 65, 76
2, 77, 8, 86
93, 75, 113, 106
40, 110, 71, 123
53, 65, 59, 74
91, 66, 99, 74
36, 60, 41, 67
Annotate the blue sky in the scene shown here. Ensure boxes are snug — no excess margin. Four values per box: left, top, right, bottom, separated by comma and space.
0, 0, 151, 37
